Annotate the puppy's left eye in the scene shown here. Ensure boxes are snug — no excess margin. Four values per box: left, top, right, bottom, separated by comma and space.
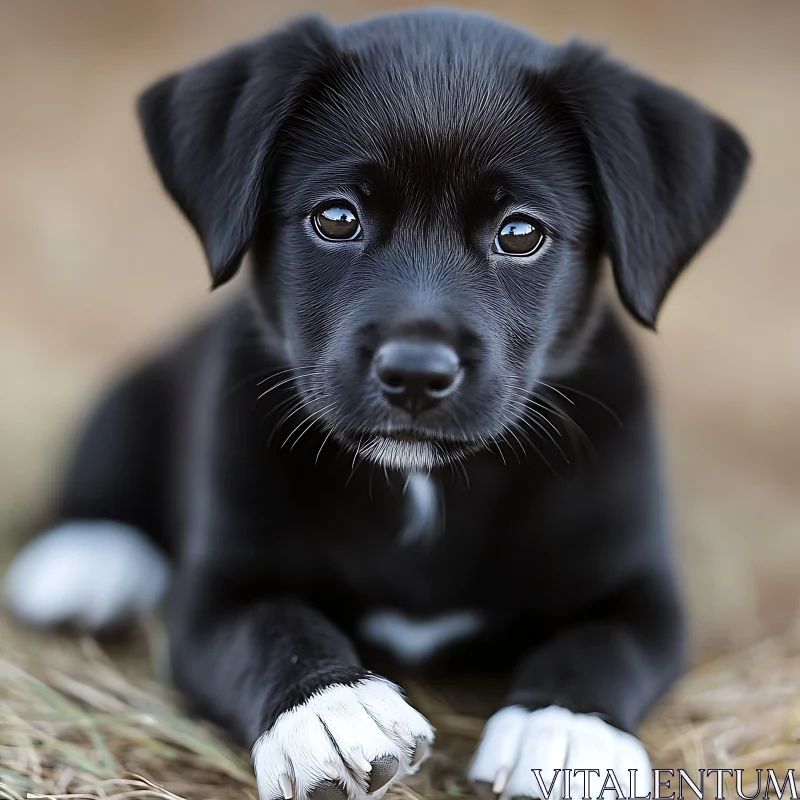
312, 203, 362, 241
495, 216, 546, 256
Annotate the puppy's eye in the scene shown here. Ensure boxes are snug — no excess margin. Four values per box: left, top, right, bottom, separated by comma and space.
495, 216, 545, 256
312, 203, 362, 241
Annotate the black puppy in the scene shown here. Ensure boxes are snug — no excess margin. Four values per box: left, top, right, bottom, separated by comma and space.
5, 9, 748, 800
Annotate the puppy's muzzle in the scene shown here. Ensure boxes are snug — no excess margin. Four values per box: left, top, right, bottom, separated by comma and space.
373, 339, 462, 416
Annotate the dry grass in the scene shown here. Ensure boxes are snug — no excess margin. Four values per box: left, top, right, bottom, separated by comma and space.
1, 615, 800, 800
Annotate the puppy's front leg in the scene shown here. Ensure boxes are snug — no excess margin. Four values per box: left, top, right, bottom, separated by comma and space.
169, 566, 433, 800
469, 572, 683, 800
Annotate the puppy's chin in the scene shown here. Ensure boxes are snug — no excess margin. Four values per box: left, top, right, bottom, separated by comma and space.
322, 431, 483, 472
338, 434, 480, 472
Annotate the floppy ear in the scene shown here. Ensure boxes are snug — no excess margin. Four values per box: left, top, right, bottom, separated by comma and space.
137, 17, 335, 288
551, 44, 750, 327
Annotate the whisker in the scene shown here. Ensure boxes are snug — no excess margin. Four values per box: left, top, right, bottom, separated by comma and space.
265, 389, 325, 448
217, 368, 275, 407
489, 435, 507, 467
506, 397, 562, 439
261, 393, 303, 424
502, 427, 526, 464
541, 380, 623, 426
499, 380, 580, 470
255, 365, 317, 386
315, 427, 335, 466
531, 379, 576, 406
513, 412, 570, 464
517, 428, 558, 476
518, 399, 565, 435
345, 435, 366, 487
266, 399, 310, 447
504, 381, 568, 434
508, 424, 545, 466
502, 385, 572, 465
352, 434, 364, 472
531, 391, 596, 462
286, 403, 337, 450
256, 370, 325, 402
457, 458, 471, 490
277, 394, 321, 429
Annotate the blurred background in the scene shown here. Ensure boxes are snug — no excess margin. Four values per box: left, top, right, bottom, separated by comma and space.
0, 0, 797, 662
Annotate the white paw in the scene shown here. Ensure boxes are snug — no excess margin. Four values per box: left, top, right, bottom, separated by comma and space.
4, 520, 171, 632
469, 706, 652, 800
253, 677, 434, 800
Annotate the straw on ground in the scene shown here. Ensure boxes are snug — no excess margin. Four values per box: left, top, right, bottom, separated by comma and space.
1, 616, 799, 800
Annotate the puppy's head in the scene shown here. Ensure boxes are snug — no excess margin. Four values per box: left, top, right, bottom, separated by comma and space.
138, 11, 749, 471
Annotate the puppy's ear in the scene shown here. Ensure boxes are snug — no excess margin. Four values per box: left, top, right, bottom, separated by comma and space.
138, 17, 334, 288
551, 44, 750, 327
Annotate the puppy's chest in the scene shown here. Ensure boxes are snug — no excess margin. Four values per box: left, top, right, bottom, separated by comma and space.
291, 474, 543, 611
262, 475, 472, 602
319, 484, 478, 609
313, 477, 492, 664
265, 473, 583, 666
264, 467, 585, 610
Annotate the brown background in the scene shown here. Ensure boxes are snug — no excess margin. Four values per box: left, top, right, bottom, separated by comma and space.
0, 0, 798, 661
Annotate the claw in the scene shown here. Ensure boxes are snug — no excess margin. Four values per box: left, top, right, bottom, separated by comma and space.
411, 736, 430, 766
350, 748, 373, 773
492, 768, 509, 795
279, 774, 293, 800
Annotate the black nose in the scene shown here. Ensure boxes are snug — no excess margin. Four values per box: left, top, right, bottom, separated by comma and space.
373, 339, 462, 414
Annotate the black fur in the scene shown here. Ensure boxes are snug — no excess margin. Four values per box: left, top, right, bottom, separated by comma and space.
52, 8, 748, 753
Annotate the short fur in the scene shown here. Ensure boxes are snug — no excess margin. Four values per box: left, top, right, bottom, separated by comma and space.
6, 8, 749, 799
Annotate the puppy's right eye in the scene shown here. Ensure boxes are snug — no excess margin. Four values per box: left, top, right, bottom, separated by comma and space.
312, 203, 362, 241
494, 216, 545, 257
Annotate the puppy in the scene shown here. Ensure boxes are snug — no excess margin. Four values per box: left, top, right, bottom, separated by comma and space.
5, 9, 749, 800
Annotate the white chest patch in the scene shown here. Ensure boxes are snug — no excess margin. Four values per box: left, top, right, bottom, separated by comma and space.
400, 472, 440, 543
359, 609, 483, 665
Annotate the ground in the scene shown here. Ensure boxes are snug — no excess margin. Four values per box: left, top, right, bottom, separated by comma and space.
1, 614, 799, 800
